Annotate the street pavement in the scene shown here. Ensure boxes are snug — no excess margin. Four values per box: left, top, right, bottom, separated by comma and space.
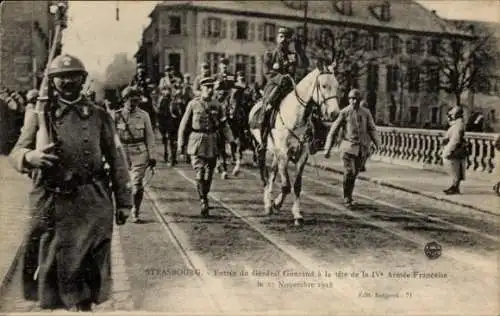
0, 147, 498, 314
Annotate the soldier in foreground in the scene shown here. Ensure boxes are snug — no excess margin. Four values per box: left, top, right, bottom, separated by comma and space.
9, 54, 132, 311
115, 86, 156, 223
177, 77, 234, 216
323, 89, 379, 207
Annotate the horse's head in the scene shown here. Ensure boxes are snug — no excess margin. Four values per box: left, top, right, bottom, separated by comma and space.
312, 62, 340, 120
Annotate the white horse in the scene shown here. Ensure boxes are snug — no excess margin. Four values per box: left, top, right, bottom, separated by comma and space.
248, 62, 340, 226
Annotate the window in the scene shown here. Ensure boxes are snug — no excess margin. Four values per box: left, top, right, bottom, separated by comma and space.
318, 28, 334, 48
426, 38, 441, 56
263, 23, 276, 42
340, 31, 358, 50
334, 0, 353, 15
408, 66, 420, 92
234, 54, 257, 83
203, 18, 222, 38
431, 107, 439, 124
370, 1, 391, 21
169, 16, 181, 35
205, 52, 225, 75
366, 63, 379, 90
407, 37, 422, 54
409, 106, 419, 124
386, 65, 399, 92
366, 33, 379, 51
236, 20, 249, 40
426, 65, 440, 92
390, 35, 402, 54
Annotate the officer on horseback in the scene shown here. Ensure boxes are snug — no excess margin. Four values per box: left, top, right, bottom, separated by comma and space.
260, 26, 308, 151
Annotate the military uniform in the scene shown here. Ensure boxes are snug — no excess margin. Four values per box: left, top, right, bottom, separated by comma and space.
177, 77, 234, 216
130, 70, 156, 130
260, 27, 309, 149
115, 87, 156, 222
324, 89, 379, 207
9, 54, 132, 311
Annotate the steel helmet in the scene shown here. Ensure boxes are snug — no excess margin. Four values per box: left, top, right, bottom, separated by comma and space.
47, 54, 87, 78
121, 85, 140, 99
348, 88, 361, 99
26, 89, 39, 100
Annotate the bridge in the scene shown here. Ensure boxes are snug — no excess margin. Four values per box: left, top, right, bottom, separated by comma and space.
0, 127, 498, 314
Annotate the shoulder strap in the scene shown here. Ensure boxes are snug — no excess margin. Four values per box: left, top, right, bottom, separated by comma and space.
116, 111, 139, 142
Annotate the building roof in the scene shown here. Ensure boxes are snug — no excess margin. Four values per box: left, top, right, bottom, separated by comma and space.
151, 0, 469, 37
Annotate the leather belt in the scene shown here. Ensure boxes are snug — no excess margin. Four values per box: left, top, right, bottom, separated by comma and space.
192, 128, 216, 134
122, 139, 145, 145
44, 171, 108, 195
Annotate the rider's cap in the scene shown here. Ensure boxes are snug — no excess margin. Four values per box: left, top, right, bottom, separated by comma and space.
199, 77, 215, 87
236, 71, 244, 77
184, 73, 191, 79
278, 27, 292, 37
348, 89, 361, 99
26, 89, 39, 100
201, 62, 209, 69
219, 57, 229, 65
121, 85, 141, 99
164, 65, 171, 71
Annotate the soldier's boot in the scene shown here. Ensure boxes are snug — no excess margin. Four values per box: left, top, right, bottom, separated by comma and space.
131, 189, 144, 223
197, 180, 209, 217
342, 174, 356, 207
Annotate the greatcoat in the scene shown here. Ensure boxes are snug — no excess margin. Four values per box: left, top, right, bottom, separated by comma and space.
9, 96, 132, 309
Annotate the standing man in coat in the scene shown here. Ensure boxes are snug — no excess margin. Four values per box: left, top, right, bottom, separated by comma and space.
115, 85, 156, 223
9, 54, 132, 311
441, 106, 467, 195
177, 77, 234, 216
323, 89, 379, 207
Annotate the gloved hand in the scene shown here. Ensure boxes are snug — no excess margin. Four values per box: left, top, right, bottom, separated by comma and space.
25, 142, 59, 168
115, 207, 130, 225
148, 158, 157, 168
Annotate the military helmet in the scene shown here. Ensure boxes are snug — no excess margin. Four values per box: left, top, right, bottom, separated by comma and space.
26, 89, 39, 100
348, 89, 361, 99
47, 54, 87, 77
121, 85, 140, 99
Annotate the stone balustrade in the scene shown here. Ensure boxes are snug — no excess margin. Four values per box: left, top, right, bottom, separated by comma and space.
328, 125, 499, 179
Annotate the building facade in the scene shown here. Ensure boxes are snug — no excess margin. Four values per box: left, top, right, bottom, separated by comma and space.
0, 1, 65, 91
137, 0, 471, 127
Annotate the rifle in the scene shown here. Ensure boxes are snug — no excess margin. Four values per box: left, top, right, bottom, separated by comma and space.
35, 3, 67, 152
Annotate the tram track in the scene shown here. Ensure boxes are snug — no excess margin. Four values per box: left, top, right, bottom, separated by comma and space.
146, 167, 367, 313
239, 165, 498, 273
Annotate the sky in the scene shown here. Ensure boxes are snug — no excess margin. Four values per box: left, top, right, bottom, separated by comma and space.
62, 0, 500, 79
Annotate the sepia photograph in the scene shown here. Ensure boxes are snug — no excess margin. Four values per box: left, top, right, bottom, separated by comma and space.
0, 0, 498, 314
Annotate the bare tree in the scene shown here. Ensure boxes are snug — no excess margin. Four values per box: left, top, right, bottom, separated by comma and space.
438, 31, 494, 106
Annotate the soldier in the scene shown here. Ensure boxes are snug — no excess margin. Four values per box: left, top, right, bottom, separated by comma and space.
158, 65, 173, 95
323, 89, 379, 207
214, 57, 235, 179
9, 54, 132, 311
193, 62, 211, 97
260, 26, 309, 151
177, 77, 234, 216
131, 63, 156, 130
115, 85, 156, 223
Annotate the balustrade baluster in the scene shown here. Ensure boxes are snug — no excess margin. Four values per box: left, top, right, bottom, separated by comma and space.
424, 135, 432, 164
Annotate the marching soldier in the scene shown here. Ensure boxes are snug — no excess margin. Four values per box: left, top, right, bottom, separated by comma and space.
115, 85, 156, 223
214, 57, 235, 179
177, 77, 234, 216
323, 89, 379, 207
260, 26, 309, 151
193, 62, 211, 97
131, 63, 156, 130
9, 54, 132, 311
